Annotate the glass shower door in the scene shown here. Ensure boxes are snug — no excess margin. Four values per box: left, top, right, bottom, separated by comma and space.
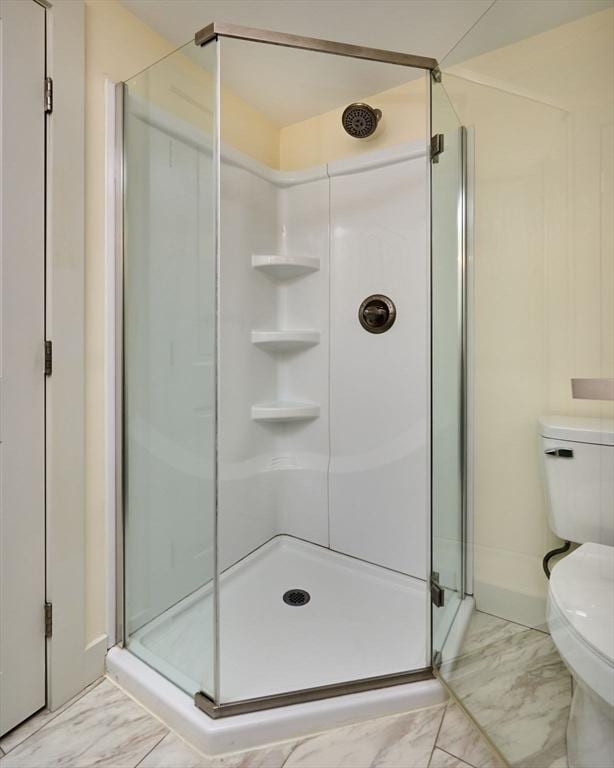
431, 76, 466, 663
122, 39, 218, 699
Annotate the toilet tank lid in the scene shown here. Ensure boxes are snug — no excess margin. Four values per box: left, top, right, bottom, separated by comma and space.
540, 415, 614, 445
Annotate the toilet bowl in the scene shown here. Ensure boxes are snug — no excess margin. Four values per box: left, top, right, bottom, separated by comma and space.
548, 543, 614, 768
540, 415, 614, 768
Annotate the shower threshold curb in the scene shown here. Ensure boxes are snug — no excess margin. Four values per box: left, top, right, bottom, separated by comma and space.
106, 647, 446, 755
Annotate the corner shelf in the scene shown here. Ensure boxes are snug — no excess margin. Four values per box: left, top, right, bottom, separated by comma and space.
251, 330, 320, 353
251, 255, 319, 280
251, 401, 320, 423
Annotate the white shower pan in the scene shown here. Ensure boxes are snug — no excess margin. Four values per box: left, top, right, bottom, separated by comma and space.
108, 536, 444, 754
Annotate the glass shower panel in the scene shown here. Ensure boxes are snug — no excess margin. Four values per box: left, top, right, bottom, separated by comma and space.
122, 39, 218, 698
215, 35, 431, 704
431, 78, 465, 662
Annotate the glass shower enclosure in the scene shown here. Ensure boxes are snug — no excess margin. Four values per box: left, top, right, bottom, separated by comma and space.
118, 23, 467, 716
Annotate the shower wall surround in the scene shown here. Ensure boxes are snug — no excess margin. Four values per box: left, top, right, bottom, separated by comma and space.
329, 149, 428, 576
218, 143, 428, 577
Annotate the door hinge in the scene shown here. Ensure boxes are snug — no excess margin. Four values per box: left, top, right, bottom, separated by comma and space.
45, 602, 53, 638
431, 571, 445, 608
45, 340, 52, 376
45, 77, 53, 114
430, 133, 444, 163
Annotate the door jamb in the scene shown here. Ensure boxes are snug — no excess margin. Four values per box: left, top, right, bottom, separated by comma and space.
45, 0, 106, 712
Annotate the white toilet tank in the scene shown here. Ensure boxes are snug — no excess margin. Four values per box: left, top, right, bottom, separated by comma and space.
540, 415, 614, 545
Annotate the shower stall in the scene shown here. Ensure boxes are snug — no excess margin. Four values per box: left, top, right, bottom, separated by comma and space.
111, 22, 467, 739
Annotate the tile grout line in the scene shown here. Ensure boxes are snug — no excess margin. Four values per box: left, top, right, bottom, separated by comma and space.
434, 702, 484, 768
0, 677, 106, 755
426, 702, 449, 768
133, 731, 170, 768
280, 737, 306, 767
438, 745, 479, 768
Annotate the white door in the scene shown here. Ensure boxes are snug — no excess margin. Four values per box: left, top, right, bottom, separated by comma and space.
0, 0, 47, 735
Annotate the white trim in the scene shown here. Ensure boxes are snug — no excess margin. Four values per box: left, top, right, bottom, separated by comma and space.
46, 0, 106, 711
104, 78, 117, 648
475, 581, 548, 631
465, 126, 475, 597
327, 141, 426, 177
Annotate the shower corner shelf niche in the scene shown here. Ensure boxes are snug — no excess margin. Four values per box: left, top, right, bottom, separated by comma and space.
251, 330, 320, 352
251, 254, 320, 280
251, 401, 320, 423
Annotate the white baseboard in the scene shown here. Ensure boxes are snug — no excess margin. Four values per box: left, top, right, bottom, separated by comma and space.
475, 581, 548, 631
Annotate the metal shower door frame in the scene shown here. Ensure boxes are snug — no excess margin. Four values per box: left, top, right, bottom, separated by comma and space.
114, 23, 456, 719
429, 76, 470, 667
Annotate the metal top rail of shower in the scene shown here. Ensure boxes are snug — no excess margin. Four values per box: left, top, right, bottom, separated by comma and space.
194, 21, 440, 72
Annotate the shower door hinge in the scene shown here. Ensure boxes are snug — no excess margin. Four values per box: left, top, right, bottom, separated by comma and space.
430, 134, 444, 163
44, 77, 53, 114
430, 572, 445, 608
44, 602, 53, 638
432, 68, 442, 83
45, 340, 52, 376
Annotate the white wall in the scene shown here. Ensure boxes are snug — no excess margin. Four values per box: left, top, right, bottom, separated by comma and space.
274, 177, 331, 546
215, 143, 429, 581
217, 161, 280, 570
329, 149, 429, 578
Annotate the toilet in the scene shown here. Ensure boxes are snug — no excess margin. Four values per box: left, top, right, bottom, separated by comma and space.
540, 415, 614, 768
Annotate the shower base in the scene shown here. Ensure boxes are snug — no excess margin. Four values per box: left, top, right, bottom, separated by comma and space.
109, 536, 443, 754
129, 535, 429, 702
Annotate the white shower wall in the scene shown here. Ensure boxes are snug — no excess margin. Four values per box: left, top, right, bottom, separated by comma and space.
218, 141, 428, 581
217, 161, 280, 570
329, 149, 429, 578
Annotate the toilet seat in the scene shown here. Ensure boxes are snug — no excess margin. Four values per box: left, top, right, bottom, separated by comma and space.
548, 543, 614, 707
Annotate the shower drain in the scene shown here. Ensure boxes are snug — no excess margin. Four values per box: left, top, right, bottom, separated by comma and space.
283, 589, 311, 607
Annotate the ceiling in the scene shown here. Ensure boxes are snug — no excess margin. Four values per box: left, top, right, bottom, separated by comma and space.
120, 0, 613, 126
121, 0, 612, 64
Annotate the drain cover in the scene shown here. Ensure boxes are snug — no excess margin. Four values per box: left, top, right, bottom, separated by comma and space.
283, 589, 311, 607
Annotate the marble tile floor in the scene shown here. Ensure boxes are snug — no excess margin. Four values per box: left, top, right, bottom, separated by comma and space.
440, 611, 572, 768
0, 676, 504, 768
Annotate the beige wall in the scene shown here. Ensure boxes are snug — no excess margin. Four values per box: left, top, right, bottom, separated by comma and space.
445, 8, 614, 625
85, 0, 177, 643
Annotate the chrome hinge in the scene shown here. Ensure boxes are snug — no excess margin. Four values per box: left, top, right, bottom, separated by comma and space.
430, 571, 445, 608
430, 133, 444, 163
44, 77, 53, 114
45, 602, 53, 638
45, 340, 52, 376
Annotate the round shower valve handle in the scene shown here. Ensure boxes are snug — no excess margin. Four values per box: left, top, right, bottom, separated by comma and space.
359, 295, 396, 334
